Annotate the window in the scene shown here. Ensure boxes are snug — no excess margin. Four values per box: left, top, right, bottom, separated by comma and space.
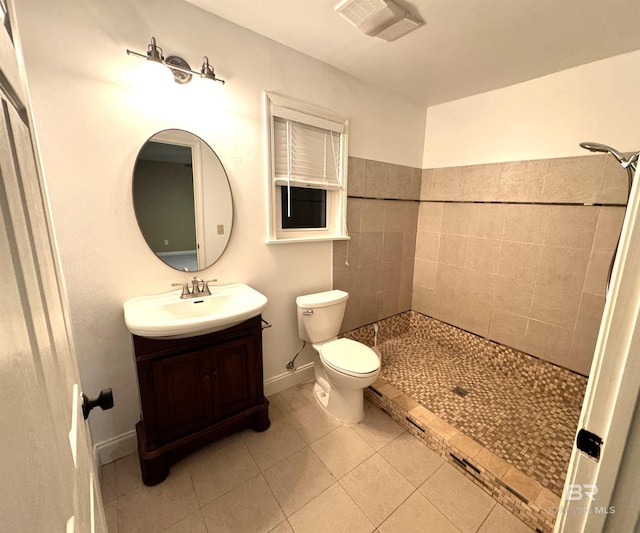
265, 92, 349, 243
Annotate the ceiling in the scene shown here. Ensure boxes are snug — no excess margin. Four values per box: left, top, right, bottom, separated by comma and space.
185, 0, 640, 106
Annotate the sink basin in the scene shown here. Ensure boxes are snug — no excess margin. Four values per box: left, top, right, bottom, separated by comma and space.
123, 283, 268, 339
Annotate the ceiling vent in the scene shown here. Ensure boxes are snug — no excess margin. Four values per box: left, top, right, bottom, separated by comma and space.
334, 0, 423, 42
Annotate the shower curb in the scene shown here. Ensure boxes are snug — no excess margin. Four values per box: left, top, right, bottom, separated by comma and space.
365, 380, 557, 533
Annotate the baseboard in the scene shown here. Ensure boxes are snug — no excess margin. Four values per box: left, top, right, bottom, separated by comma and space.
95, 429, 137, 467
264, 362, 314, 396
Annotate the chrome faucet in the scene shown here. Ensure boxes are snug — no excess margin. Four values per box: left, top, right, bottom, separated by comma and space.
172, 277, 218, 299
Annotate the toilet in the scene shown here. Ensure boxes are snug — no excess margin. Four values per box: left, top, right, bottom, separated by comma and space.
296, 289, 381, 423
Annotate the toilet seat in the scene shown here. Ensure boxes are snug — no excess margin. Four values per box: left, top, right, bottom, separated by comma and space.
319, 338, 380, 377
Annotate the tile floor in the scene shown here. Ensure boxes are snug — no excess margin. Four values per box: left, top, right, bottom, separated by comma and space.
101, 381, 534, 533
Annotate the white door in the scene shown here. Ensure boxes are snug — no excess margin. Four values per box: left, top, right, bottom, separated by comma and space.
556, 163, 640, 532
0, 2, 106, 531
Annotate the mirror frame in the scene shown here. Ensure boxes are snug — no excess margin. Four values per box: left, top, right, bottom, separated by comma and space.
132, 129, 233, 271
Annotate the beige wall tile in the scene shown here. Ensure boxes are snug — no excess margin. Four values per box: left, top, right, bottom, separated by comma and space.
583, 250, 613, 296
344, 233, 361, 268
593, 206, 625, 251
413, 259, 438, 290
503, 204, 548, 244
384, 200, 417, 232
389, 165, 417, 200
458, 269, 496, 306
497, 241, 541, 281
441, 203, 470, 235
462, 163, 501, 201
347, 157, 365, 197
524, 319, 572, 363
468, 203, 506, 239
357, 264, 384, 295
360, 199, 386, 232
417, 202, 443, 232
543, 156, 605, 203
435, 263, 461, 296
411, 287, 437, 317
411, 168, 422, 200
403, 226, 418, 260
458, 301, 492, 337
382, 231, 404, 264
334, 268, 355, 293
400, 259, 415, 286
359, 232, 384, 265
543, 205, 599, 249
493, 276, 534, 316
598, 157, 629, 204
420, 169, 433, 200
465, 237, 501, 273
415, 231, 440, 261
498, 159, 547, 202
431, 167, 463, 200
346, 198, 362, 234
530, 285, 582, 329
536, 246, 590, 292
489, 309, 528, 349
439, 234, 467, 267
430, 291, 461, 325
568, 293, 606, 375
364, 160, 391, 198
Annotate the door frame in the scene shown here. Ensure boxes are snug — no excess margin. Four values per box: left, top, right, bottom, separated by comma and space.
556, 166, 640, 531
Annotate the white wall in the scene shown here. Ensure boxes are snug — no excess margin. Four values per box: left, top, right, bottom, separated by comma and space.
423, 50, 640, 168
13, 0, 426, 452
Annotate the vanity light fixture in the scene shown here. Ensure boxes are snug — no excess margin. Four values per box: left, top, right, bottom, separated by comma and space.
126, 37, 225, 85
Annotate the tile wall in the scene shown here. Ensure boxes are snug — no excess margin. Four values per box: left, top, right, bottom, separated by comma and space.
334, 157, 421, 332
413, 155, 627, 375
334, 154, 627, 375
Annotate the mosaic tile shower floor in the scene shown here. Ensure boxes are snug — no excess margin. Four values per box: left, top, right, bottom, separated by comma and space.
377, 334, 584, 497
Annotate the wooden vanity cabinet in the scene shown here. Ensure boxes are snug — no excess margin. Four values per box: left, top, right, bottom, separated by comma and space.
132, 315, 270, 485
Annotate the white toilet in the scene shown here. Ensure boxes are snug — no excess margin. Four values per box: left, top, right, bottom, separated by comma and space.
296, 289, 381, 423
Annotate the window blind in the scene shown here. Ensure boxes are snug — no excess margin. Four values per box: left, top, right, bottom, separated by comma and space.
273, 116, 342, 190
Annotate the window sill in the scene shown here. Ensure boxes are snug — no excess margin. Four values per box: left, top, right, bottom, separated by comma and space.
266, 235, 351, 245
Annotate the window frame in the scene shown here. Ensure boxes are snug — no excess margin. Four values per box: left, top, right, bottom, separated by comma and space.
265, 92, 349, 243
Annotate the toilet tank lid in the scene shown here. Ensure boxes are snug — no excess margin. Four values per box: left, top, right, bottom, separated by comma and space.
296, 290, 349, 308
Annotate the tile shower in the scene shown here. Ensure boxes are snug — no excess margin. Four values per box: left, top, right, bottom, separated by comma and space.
333, 154, 627, 531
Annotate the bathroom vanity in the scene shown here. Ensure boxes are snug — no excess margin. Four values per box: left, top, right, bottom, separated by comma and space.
132, 315, 270, 485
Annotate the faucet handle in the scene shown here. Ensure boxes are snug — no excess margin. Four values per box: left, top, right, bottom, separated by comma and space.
202, 279, 218, 295
171, 282, 191, 298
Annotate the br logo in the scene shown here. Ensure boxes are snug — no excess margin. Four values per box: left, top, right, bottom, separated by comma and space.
565, 484, 598, 502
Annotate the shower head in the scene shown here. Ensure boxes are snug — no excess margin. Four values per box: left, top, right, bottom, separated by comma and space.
579, 141, 638, 200
579, 142, 625, 165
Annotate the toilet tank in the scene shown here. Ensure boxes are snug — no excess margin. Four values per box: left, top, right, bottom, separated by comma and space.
296, 290, 349, 343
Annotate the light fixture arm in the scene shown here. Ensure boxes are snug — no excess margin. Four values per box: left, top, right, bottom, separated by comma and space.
126, 37, 225, 85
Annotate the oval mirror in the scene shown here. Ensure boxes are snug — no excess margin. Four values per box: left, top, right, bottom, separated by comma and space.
132, 130, 233, 272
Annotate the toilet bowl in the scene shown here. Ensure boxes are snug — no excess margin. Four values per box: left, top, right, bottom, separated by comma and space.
296, 290, 380, 423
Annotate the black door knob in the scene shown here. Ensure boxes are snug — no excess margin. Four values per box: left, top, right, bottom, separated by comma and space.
82, 388, 114, 420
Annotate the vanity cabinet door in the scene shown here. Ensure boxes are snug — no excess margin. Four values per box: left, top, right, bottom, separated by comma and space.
210, 332, 259, 420
152, 349, 214, 443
